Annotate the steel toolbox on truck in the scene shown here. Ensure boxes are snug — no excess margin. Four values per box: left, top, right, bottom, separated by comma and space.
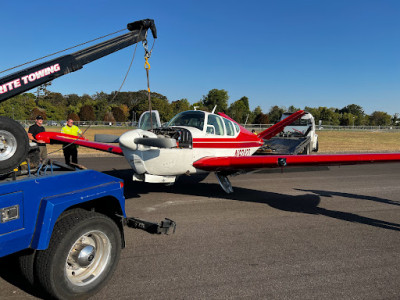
0, 168, 175, 299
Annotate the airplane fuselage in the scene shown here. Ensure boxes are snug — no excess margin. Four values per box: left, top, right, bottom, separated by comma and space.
118, 110, 263, 183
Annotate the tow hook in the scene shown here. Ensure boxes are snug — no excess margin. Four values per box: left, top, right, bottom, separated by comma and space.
126, 217, 176, 234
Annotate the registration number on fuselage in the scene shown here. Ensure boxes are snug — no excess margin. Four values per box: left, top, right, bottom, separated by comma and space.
235, 148, 251, 157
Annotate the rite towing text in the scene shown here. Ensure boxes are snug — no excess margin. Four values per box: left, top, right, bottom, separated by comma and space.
0, 63, 61, 95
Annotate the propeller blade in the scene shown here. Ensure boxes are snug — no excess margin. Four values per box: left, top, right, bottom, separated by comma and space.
134, 137, 177, 148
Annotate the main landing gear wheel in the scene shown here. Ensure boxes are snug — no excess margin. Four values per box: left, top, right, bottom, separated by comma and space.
0, 116, 29, 175
34, 209, 122, 300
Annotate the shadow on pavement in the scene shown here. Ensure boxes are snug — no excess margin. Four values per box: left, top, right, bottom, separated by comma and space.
104, 168, 400, 232
0, 253, 42, 299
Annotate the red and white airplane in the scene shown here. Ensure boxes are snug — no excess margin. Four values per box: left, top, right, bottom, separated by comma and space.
38, 109, 400, 193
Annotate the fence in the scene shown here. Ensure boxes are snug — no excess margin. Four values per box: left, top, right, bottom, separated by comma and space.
242, 124, 400, 132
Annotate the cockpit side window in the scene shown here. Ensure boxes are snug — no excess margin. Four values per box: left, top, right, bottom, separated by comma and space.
207, 115, 225, 135
223, 118, 235, 136
234, 123, 240, 133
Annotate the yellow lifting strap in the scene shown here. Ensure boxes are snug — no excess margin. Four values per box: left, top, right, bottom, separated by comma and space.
144, 56, 151, 70
144, 55, 153, 129
144, 57, 151, 93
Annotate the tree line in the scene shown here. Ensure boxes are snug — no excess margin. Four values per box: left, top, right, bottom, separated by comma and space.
0, 87, 397, 126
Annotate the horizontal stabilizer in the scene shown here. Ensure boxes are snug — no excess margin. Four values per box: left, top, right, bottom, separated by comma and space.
94, 134, 120, 143
257, 110, 305, 140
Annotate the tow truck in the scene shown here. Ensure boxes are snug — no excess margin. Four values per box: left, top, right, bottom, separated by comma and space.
0, 19, 175, 300
256, 111, 319, 155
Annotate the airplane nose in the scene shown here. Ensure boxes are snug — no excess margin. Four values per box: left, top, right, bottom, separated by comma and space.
119, 131, 139, 150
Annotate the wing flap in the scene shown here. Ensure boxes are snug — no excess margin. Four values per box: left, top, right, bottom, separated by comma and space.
36, 132, 124, 155
193, 153, 400, 172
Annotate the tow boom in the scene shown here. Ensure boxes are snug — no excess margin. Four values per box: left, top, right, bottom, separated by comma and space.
0, 19, 156, 103
0, 19, 157, 175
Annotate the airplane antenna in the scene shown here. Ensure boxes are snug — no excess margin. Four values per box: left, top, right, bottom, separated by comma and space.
211, 105, 217, 114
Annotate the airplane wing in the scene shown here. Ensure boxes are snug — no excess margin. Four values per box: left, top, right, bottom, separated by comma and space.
36, 132, 124, 155
193, 153, 400, 172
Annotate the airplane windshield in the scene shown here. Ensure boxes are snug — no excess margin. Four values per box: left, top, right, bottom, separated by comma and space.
167, 111, 205, 130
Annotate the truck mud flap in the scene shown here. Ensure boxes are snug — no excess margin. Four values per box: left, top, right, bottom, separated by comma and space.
125, 217, 176, 234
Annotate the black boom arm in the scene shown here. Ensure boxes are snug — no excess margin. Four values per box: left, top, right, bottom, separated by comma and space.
0, 19, 156, 103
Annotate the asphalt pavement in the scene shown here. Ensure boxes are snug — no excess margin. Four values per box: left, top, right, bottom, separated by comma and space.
1, 157, 399, 299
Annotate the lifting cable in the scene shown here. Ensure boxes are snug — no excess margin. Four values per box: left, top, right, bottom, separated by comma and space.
143, 38, 155, 130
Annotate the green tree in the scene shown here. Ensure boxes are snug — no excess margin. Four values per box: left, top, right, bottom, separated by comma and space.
201, 89, 229, 112
247, 106, 263, 124
340, 104, 364, 117
369, 111, 392, 126
136, 97, 172, 122
287, 105, 300, 113
228, 96, 250, 123
340, 112, 355, 126
37, 99, 66, 120
0, 93, 36, 119
254, 113, 269, 124
190, 101, 207, 111
94, 99, 111, 121
268, 106, 284, 123
171, 99, 190, 116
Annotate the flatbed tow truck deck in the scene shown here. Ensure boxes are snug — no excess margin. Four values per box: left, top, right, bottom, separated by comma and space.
0, 162, 175, 299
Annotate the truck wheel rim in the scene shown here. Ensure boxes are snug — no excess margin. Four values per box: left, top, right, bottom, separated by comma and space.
65, 230, 112, 286
0, 130, 17, 161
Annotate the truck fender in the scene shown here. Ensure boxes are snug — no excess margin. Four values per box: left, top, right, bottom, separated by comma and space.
30, 182, 125, 250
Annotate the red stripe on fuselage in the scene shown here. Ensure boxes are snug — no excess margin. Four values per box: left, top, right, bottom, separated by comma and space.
193, 141, 262, 148
192, 131, 263, 149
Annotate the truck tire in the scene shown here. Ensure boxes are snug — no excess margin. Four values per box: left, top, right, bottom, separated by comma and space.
0, 116, 29, 175
18, 249, 36, 286
34, 210, 122, 300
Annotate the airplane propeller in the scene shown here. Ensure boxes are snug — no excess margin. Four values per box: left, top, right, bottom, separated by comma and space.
95, 133, 177, 148
134, 137, 177, 148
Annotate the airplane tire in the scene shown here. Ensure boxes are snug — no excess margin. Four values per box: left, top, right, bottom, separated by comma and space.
34, 209, 122, 300
0, 116, 29, 175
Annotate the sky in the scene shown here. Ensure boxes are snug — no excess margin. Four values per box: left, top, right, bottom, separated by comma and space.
1, 0, 399, 115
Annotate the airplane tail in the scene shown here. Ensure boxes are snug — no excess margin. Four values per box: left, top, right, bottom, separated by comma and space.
257, 110, 305, 140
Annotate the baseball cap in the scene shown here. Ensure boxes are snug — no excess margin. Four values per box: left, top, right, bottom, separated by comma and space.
36, 115, 44, 120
